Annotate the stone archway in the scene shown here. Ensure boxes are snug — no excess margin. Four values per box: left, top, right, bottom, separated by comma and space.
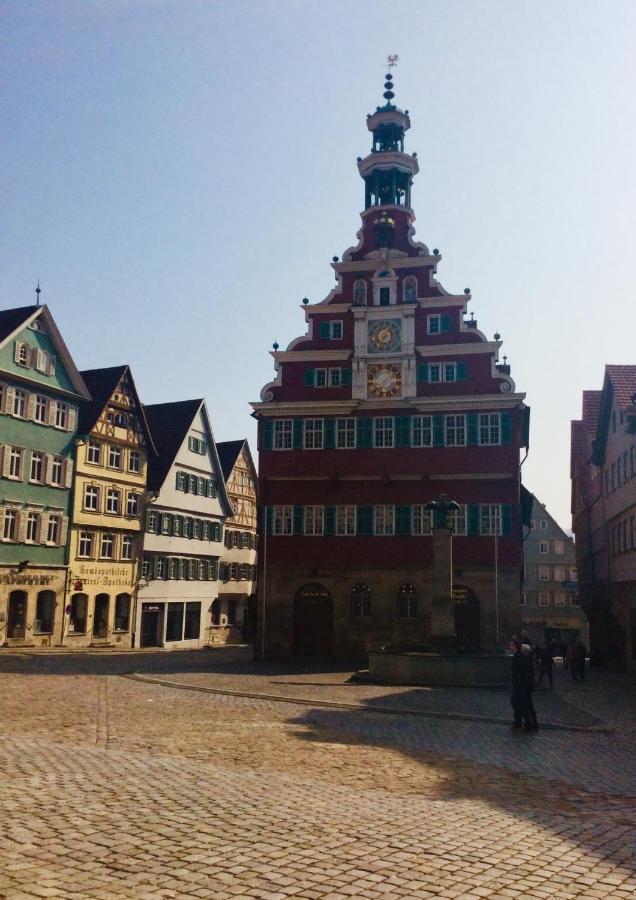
453, 586, 480, 652
293, 583, 333, 657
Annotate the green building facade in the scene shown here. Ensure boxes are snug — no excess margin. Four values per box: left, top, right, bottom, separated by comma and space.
0, 305, 90, 646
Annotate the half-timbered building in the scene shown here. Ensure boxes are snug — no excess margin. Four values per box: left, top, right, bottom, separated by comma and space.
216, 439, 258, 643
66, 365, 155, 647
252, 73, 530, 659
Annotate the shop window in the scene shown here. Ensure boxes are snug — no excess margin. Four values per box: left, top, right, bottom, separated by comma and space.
69, 594, 88, 633
115, 594, 131, 631
211, 598, 220, 626
35, 591, 55, 633
166, 603, 184, 641
184, 602, 201, 639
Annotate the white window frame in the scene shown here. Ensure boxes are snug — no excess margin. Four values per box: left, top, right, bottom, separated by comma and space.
479, 413, 501, 446
126, 492, 139, 517
314, 368, 327, 388
445, 415, 466, 447
54, 402, 68, 429
108, 446, 122, 469
87, 440, 102, 464
336, 505, 356, 535
78, 531, 94, 558
449, 505, 467, 535
412, 505, 432, 535
100, 532, 115, 559
84, 485, 100, 512
480, 504, 502, 536
273, 420, 293, 450
3, 509, 18, 541
50, 456, 63, 486
121, 534, 133, 560
272, 506, 293, 535
374, 505, 395, 536
304, 506, 324, 536
427, 314, 443, 335
304, 418, 324, 450
374, 417, 394, 449
25, 511, 39, 543
336, 418, 356, 449
29, 451, 44, 483
13, 390, 27, 418
105, 489, 121, 515
46, 515, 61, 545
34, 395, 48, 424
9, 447, 23, 479
412, 416, 432, 448
539, 540, 549, 554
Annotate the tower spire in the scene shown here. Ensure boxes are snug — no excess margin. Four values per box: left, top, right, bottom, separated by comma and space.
35, 281, 41, 307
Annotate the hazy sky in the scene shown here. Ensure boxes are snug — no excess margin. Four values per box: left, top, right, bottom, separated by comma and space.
2, 0, 635, 530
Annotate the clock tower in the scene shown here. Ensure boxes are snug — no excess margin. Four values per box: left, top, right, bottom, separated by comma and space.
252, 72, 530, 659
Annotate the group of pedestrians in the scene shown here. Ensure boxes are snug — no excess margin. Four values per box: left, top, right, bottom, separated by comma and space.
509, 631, 589, 733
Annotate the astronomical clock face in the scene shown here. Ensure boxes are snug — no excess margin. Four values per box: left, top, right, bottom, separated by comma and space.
367, 319, 401, 353
367, 363, 402, 398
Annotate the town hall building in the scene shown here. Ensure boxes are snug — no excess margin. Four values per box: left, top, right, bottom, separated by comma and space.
252, 73, 530, 659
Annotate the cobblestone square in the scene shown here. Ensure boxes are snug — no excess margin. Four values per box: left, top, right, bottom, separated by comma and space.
1, 648, 635, 899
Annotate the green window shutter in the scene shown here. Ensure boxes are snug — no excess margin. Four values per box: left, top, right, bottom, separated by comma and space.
265, 507, 273, 534
457, 361, 468, 381
433, 415, 445, 447
325, 506, 336, 536
145, 510, 154, 531
417, 364, 428, 383
396, 505, 411, 535
502, 504, 512, 536
395, 416, 411, 447
468, 505, 480, 535
324, 418, 335, 449
175, 471, 181, 490
441, 315, 451, 333
319, 322, 330, 339
294, 506, 304, 534
304, 369, 315, 388
501, 413, 512, 445
357, 418, 373, 448
467, 414, 478, 446
341, 368, 352, 386
293, 419, 303, 449
357, 506, 373, 536
263, 420, 273, 450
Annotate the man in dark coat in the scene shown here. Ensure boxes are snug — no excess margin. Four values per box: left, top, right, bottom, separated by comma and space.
510, 639, 538, 731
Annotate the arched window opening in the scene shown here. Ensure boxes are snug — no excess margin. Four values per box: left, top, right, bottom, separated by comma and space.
35, 590, 56, 633
115, 593, 131, 631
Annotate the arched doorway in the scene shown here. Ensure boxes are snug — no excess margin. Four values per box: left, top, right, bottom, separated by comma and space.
453, 586, 480, 652
293, 583, 333, 657
7, 591, 27, 639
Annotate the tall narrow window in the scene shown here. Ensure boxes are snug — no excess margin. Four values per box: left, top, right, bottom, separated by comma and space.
412, 416, 432, 447
272, 506, 293, 535
304, 506, 324, 535
351, 584, 371, 618
445, 415, 466, 446
397, 584, 417, 618
25, 512, 39, 542
13, 390, 27, 417
336, 505, 356, 535
304, 419, 324, 449
374, 417, 394, 448
106, 489, 121, 514
9, 448, 23, 479
412, 505, 432, 535
3, 510, 18, 540
87, 440, 102, 464
30, 452, 44, 483
34, 395, 48, 424
374, 505, 395, 535
50, 456, 63, 486
78, 531, 94, 557
336, 418, 356, 449
274, 420, 293, 450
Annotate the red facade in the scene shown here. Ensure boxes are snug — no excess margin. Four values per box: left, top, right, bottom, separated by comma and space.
252, 76, 529, 659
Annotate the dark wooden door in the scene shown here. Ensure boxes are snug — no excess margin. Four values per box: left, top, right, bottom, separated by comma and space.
7, 591, 27, 639
141, 607, 162, 647
294, 584, 333, 657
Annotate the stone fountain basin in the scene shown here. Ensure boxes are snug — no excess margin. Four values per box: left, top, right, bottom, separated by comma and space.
368, 648, 510, 687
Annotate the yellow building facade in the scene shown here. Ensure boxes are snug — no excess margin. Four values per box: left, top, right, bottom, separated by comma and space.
65, 366, 154, 648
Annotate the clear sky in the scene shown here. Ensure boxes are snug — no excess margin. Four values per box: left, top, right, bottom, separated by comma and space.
2, 0, 635, 530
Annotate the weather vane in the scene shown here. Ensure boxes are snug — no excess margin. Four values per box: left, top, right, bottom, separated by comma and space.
386, 54, 399, 69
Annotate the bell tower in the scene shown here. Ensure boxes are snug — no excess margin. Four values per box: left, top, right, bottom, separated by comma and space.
358, 71, 419, 210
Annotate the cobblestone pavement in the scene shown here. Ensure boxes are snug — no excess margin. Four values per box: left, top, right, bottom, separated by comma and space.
1, 649, 636, 899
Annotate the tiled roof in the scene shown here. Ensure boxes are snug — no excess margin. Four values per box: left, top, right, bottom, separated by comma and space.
216, 440, 246, 482
0, 305, 39, 342
143, 399, 203, 491
605, 365, 636, 411
570, 420, 585, 477
581, 390, 602, 438
78, 365, 129, 434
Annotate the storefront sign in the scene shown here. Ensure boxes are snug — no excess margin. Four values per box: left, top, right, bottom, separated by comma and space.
0, 573, 54, 586
76, 564, 134, 588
